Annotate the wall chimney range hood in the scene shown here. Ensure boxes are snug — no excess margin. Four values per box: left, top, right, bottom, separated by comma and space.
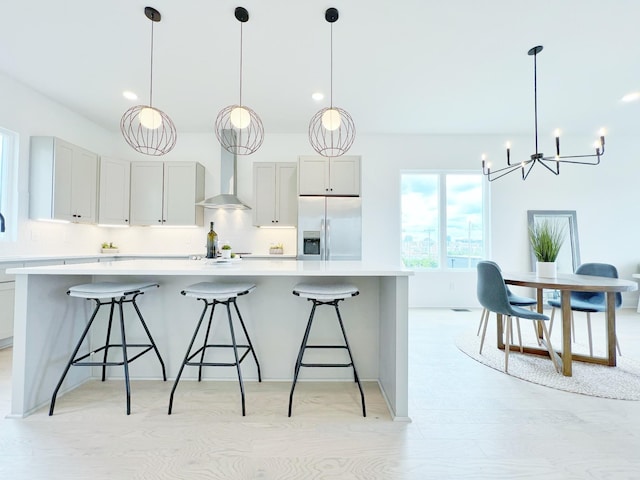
197, 130, 250, 209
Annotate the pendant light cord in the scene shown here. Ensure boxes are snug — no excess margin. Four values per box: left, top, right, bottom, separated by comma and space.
330, 22, 334, 108
239, 21, 244, 107
149, 14, 155, 108
533, 51, 538, 155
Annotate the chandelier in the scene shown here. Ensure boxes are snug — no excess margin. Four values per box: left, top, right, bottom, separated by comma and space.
308, 7, 355, 157
481, 45, 605, 182
121, 7, 177, 156
214, 7, 264, 156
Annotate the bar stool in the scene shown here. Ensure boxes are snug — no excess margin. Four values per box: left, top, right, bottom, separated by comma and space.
168, 282, 261, 416
49, 281, 166, 416
288, 283, 366, 417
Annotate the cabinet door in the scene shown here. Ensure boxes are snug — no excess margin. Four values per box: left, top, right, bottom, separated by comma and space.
253, 163, 277, 226
0, 282, 15, 341
328, 156, 360, 196
52, 140, 75, 221
275, 163, 298, 226
72, 147, 98, 223
130, 161, 164, 225
298, 156, 329, 195
163, 162, 203, 225
98, 157, 130, 225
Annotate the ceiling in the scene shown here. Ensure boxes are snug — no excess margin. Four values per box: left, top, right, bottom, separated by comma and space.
1, 0, 638, 137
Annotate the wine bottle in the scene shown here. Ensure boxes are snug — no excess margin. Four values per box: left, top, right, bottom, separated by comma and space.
206, 221, 218, 259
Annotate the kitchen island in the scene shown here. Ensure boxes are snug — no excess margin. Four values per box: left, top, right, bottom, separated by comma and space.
8, 259, 412, 420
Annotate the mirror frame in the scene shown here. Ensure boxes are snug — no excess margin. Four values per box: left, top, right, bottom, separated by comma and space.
527, 210, 581, 273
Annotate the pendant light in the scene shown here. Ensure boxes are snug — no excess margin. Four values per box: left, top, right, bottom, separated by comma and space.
214, 7, 264, 156
481, 45, 605, 181
308, 7, 355, 157
121, 6, 177, 156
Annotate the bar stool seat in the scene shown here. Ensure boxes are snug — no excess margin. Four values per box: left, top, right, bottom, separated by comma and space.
288, 282, 365, 417
49, 281, 166, 416
168, 282, 261, 416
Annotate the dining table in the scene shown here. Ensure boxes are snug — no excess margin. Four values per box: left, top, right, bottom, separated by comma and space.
500, 271, 637, 376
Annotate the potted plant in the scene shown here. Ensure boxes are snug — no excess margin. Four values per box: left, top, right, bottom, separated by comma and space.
528, 219, 565, 277
221, 243, 232, 259
269, 243, 284, 255
101, 242, 119, 254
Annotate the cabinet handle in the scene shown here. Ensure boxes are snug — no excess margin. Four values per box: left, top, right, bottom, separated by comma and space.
125, 219, 128, 223
158, 220, 162, 223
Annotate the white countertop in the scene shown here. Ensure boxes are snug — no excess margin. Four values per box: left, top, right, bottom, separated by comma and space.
0, 252, 296, 264
7, 258, 413, 277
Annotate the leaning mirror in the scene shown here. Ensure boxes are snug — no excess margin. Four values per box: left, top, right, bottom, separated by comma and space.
527, 210, 580, 273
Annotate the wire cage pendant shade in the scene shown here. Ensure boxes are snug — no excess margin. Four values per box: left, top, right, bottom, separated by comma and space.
481, 45, 605, 182
121, 6, 177, 156
309, 8, 355, 157
215, 7, 264, 156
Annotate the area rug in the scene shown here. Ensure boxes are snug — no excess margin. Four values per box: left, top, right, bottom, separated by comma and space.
456, 332, 640, 400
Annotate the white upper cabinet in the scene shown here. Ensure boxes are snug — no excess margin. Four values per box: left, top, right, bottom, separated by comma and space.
298, 155, 360, 196
130, 161, 204, 226
29, 137, 98, 223
98, 157, 130, 225
253, 162, 297, 226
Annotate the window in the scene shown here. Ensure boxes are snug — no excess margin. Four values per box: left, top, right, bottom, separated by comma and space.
0, 127, 18, 240
401, 171, 487, 269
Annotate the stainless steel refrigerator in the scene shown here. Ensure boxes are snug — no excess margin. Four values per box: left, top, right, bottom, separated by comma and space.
297, 196, 362, 260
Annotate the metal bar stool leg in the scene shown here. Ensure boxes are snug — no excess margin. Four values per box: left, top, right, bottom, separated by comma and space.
131, 293, 167, 381
49, 299, 102, 416
288, 302, 317, 417
334, 302, 366, 417
101, 300, 116, 382
227, 300, 246, 416
233, 300, 262, 382
117, 297, 132, 415
168, 298, 210, 414
198, 301, 216, 382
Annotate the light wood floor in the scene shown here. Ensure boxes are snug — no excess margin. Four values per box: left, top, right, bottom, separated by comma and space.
2, 308, 640, 479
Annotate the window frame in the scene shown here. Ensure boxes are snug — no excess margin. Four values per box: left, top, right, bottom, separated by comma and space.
400, 169, 490, 271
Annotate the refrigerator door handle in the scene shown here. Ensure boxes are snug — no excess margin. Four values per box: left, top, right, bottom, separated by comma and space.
326, 219, 331, 260
320, 218, 325, 261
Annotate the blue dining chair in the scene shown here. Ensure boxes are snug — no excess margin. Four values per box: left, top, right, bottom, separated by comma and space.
548, 262, 622, 357
477, 261, 559, 373
477, 266, 540, 350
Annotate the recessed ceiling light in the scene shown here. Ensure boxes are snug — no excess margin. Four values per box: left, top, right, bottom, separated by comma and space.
621, 92, 640, 103
311, 92, 324, 101
122, 90, 138, 101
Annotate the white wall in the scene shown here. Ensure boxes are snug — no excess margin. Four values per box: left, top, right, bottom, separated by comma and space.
2, 72, 639, 307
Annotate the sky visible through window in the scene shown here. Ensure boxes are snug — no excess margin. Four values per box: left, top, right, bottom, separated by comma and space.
402, 173, 484, 269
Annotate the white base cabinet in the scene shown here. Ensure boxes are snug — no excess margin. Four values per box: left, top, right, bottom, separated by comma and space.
30, 137, 98, 223
253, 162, 297, 226
130, 161, 205, 226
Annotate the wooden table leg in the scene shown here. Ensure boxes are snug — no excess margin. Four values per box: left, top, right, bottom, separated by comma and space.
497, 313, 504, 349
606, 292, 617, 367
536, 288, 544, 339
561, 290, 572, 376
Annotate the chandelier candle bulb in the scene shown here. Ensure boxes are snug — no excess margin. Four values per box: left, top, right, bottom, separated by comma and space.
555, 130, 561, 156
506, 143, 511, 164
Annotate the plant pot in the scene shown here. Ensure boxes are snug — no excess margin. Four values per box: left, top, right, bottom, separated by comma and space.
536, 261, 557, 278
101, 248, 119, 254
221, 250, 232, 259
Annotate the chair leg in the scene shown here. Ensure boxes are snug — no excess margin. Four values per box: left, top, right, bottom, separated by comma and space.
504, 316, 511, 373
479, 310, 490, 354
571, 311, 576, 342
586, 312, 593, 356
477, 308, 488, 336
549, 307, 556, 337
102, 300, 116, 382
540, 320, 560, 373
616, 335, 622, 356
515, 318, 523, 353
